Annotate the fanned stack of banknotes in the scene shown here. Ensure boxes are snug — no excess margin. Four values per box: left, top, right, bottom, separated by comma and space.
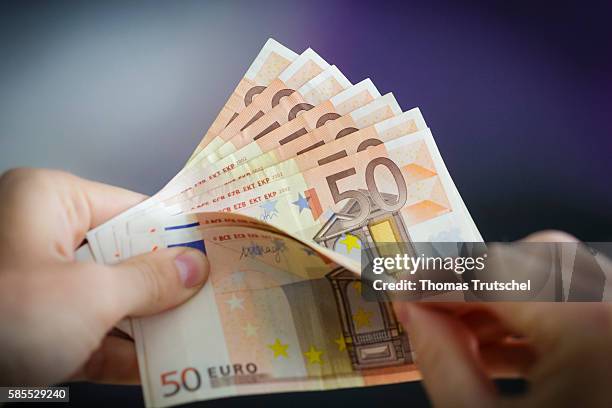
79, 39, 482, 407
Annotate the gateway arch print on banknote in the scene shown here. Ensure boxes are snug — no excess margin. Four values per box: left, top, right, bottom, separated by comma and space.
325, 267, 412, 369
314, 190, 413, 369
313, 190, 415, 265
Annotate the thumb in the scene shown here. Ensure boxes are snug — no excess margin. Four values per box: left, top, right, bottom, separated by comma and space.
394, 303, 497, 407
110, 247, 209, 318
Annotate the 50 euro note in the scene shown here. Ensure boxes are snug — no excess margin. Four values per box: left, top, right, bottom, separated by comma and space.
193, 127, 483, 246
129, 224, 418, 407
124, 127, 481, 265
187, 38, 298, 163
109, 213, 315, 339
111, 93, 409, 244
162, 82, 391, 209
183, 92, 402, 198
193, 48, 330, 166
173, 107, 427, 215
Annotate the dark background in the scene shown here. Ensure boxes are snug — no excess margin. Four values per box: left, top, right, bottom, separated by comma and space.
1, 0, 610, 406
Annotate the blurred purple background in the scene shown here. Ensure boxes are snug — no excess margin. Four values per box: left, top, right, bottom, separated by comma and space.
1, 0, 610, 406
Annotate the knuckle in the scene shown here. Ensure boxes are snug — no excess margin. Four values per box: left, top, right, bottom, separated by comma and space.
1, 167, 29, 180
0, 167, 35, 188
0, 167, 72, 192
2, 167, 72, 180
533, 230, 579, 243
2, 167, 45, 182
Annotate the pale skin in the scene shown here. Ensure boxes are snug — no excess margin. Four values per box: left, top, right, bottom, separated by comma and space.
1, 169, 611, 407
393, 231, 612, 407
0, 168, 210, 385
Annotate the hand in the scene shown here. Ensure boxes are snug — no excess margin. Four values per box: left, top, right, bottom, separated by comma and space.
0, 168, 209, 386
394, 232, 612, 407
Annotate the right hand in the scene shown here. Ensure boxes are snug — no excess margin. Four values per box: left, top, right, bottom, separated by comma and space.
393, 231, 612, 407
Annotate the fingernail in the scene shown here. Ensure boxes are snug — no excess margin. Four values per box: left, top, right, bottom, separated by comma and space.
175, 251, 207, 288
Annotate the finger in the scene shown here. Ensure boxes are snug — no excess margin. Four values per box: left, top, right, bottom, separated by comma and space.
401, 303, 532, 374
521, 230, 579, 243
65, 174, 147, 230
71, 335, 140, 384
407, 302, 487, 317
482, 303, 574, 353
0, 168, 147, 262
0, 168, 146, 228
109, 247, 209, 318
406, 304, 519, 345
55, 171, 147, 244
460, 308, 517, 346
406, 304, 575, 366
480, 341, 536, 379
395, 303, 498, 407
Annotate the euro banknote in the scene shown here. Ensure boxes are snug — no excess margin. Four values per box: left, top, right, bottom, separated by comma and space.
81, 38, 484, 407
177, 92, 402, 200
156, 78, 385, 212
121, 127, 481, 256
130, 225, 419, 407
101, 104, 419, 257
181, 107, 426, 214
219, 127, 482, 245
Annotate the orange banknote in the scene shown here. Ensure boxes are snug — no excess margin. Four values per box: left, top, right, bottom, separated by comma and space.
130, 225, 419, 407
167, 92, 402, 205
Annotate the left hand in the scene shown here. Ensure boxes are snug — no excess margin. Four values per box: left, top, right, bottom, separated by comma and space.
0, 168, 210, 385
